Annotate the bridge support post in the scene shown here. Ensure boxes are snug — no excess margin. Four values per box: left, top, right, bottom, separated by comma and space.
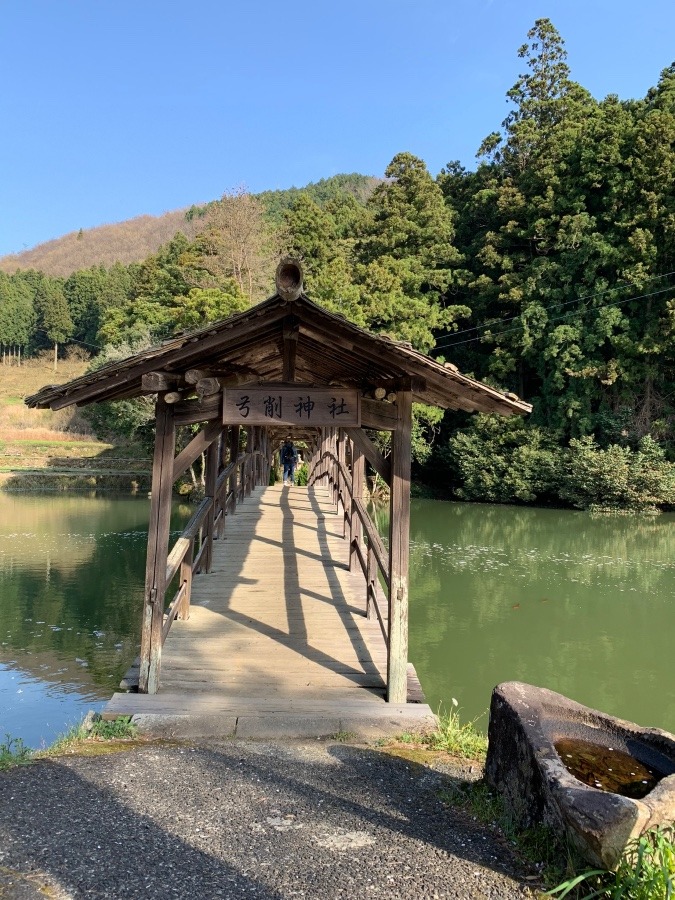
139, 395, 176, 694
387, 389, 412, 704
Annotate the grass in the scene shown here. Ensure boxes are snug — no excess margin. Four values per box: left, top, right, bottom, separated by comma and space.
0, 716, 138, 770
395, 701, 488, 761
330, 730, 358, 743
0, 734, 32, 770
37, 715, 137, 757
547, 825, 675, 899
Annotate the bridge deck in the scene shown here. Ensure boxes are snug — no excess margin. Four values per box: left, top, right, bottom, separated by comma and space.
104, 485, 434, 738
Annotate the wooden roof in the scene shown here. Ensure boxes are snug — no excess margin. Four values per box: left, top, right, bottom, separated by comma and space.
25, 291, 532, 417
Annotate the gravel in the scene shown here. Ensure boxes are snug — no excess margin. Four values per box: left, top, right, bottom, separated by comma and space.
0, 740, 537, 899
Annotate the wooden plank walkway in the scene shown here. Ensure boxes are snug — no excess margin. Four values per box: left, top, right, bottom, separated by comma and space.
105, 484, 435, 738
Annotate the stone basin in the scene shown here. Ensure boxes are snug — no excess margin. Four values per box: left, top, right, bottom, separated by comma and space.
485, 682, 675, 869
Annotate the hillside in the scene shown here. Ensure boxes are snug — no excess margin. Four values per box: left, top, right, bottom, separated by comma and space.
0, 210, 201, 278
0, 174, 379, 278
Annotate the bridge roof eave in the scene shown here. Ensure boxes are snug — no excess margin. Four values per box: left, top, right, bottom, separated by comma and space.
24, 293, 532, 418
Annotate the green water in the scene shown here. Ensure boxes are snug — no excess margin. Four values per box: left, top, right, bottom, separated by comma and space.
0, 493, 190, 747
2, 493, 674, 747
371, 500, 675, 734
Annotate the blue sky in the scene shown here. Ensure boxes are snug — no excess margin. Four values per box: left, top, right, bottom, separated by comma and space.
1, 0, 673, 257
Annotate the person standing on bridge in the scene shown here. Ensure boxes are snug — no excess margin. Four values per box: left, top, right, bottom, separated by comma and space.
281, 436, 298, 486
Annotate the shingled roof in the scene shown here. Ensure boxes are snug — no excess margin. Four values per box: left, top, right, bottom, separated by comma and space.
25, 291, 532, 417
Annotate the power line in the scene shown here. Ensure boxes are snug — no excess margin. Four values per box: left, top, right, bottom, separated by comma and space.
431, 284, 675, 353
32, 327, 103, 351
433, 270, 675, 351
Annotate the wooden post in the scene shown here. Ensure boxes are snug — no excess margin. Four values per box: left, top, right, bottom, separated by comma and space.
263, 429, 270, 485
204, 436, 219, 573
337, 429, 347, 534
349, 443, 365, 574
228, 425, 239, 512
317, 428, 324, 485
244, 428, 252, 497
367, 543, 376, 620
178, 537, 194, 619
387, 389, 412, 704
254, 426, 261, 486
138, 396, 176, 694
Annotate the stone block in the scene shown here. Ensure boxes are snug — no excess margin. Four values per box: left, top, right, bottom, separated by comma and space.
485, 682, 675, 869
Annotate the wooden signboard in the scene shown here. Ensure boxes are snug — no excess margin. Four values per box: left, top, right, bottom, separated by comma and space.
223, 387, 360, 427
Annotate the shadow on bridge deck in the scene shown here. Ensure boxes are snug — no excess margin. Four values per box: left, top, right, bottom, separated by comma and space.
104, 485, 434, 739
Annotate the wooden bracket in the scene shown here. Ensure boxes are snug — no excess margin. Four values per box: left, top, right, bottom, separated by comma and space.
345, 427, 391, 485
172, 420, 223, 483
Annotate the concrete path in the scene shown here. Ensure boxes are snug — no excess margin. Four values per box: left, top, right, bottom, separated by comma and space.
0, 740, 536, 899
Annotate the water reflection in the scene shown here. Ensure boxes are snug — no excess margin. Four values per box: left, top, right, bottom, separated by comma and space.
376, 501, 675, 734
0, 493, 190, 747
3, 491, 674, 746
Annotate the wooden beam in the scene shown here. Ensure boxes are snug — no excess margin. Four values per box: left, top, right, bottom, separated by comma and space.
196, 377, 222, 399
361, 398, 398, 431
282, 320, 299, 382
48, 307, 290, 411
345, 427, 391, 485
387, 390, 412, 704
138, 396, 176, 694
172, 420, 222, 482
141, 371, 182, 392
185, 368, 213, 385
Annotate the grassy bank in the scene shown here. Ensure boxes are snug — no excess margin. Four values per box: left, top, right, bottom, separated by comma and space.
0, 715, 139, 771
0, 357, 150, 490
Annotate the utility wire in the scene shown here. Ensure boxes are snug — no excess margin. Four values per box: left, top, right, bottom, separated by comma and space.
433, 270, 675, 350
30, 327, 103, 351
431, 284, 675, 353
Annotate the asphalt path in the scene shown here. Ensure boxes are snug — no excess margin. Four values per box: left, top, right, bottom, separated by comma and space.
0, 740, 536, 899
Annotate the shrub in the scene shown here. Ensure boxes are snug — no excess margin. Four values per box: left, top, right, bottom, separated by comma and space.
444, 414, 561, 504
560, 435, 675, 513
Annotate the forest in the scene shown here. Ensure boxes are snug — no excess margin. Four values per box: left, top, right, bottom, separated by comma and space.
2, 19, 675, 512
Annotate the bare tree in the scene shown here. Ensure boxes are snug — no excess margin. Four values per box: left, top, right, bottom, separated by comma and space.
194, 187, 280, 303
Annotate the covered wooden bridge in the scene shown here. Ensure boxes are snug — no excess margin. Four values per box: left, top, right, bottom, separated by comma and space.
27, 261, 531, 736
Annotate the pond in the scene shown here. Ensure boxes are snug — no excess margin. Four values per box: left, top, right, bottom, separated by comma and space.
1, 492, 674, 747
0, 493, 190, 748
371, 500, 675, 734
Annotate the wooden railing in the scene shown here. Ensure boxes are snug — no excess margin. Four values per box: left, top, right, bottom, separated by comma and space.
306, 401, 414, 707
139, 409, 275, 693
308, 436, 390, 645
160, 447, 266, 647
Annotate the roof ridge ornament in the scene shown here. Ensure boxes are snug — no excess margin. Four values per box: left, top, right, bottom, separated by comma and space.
275, 258, 304, 302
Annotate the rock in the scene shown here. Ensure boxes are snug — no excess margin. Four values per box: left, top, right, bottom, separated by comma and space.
485, 682, 675, 869
81, 710, 98, 733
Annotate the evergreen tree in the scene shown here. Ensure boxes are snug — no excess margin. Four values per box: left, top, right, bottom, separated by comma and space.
355, 152, 468, 351
33, 276, 73, 369
0, 274, 35, 352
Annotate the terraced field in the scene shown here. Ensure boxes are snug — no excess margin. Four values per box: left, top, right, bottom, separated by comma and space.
0, 357, 150, 490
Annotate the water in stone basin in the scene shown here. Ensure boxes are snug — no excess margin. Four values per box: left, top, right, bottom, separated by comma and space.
555, 738, 667, 799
